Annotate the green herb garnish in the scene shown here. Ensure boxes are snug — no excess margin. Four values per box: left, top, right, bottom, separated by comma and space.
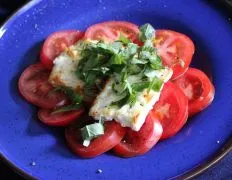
75, 23, 164, 108
118, 33, 131, 44
52, 104, 82, 114
139, 23, 155, 42
81, 121, 104, 147
53, 86, 83, 104
52, 87, 83, 113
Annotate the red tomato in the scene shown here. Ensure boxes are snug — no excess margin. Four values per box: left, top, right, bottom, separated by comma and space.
38, 108, 84, 126
151, 82, 188, 139
40, 30, 84, 69
84, 21, 140, 43
113, 113, 163, 157
173, 68, 215, 116
154, 30, 195, 79
18, 63, 67, 109
65, 120, 126, 158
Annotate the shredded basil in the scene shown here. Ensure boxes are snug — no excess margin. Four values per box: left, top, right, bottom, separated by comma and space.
139, 23, 155, 42
118, 33, 131, 44
52, 87, 83, 114
81, 121, 104, 147
74, 23, 164, 108
52, 104, 82, 114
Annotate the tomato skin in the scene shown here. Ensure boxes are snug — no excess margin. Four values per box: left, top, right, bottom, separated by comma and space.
154, 30, 195, 80
65, 120, 126, 158
113, 113, 163, 157
18, 63, 67, 109
84, 21, 140, 43
38, 108, 84, 126
173, 68, 215, 116
40, 30, 84, 69
151, 82, 188, 140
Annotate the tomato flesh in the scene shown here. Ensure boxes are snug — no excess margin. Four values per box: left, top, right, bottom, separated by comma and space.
65, 119, 126, 158
40, 30, 84, 69
113, 113, 163, 157
18, 63, 67, 109
151, 82, 188, 139
154, 30, 195, 79
38, 108, 84, 126
85, 21, 140, 43
173, 68, 215, 116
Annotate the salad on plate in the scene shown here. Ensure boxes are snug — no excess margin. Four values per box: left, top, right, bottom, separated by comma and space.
18, 21, 215, 158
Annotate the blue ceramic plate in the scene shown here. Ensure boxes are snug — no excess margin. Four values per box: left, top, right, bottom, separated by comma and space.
0, 0, 232, 179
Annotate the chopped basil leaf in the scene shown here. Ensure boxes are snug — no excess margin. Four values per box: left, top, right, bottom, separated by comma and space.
131, 57, 147, 64
142, 40, 154, 52
127, 64, 142, 75
53, 86, 83, 104
82, 55, 96, 72
139, 23, 155, 42
109, 54, 125, 65
81, 122, 105, 147
148, 77, 163, 92
149, 55, 162, 68
120, 43, 138, 57
111, 64, 125, 73
131, 81, 150, 92
150, 61, 163, 70
111, 93, 129, 107
51, 87, 83, 114
144, 67, 162, 78
125, 79, 133, 95
111, 41, 123, 53
127, 91, 137, 105
91, 67, 110, 75
118, 33, 131, 44
52, 104, 82, 114
140, 51, 152, 60
85, 71, 100, 85
83, 84, 99, 99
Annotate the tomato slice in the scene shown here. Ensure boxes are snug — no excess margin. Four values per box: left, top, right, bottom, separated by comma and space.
40, 30, 84, 69
154, 30, 195, 79
173, 68, 215, 116
151, 82, 188, 139
65, 119, 126, 158
18, 63, 67, 109
113, 113, 163, 157
38, 108, 84, 126
84, 21, 140, 43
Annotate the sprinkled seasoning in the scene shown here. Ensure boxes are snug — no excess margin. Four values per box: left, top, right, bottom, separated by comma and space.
30, 161, 36, 166
97, 169, 103, 174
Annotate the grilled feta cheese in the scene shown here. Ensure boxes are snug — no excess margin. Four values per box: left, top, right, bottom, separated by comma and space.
89, 68, 173, 131
49, 43, 84, 92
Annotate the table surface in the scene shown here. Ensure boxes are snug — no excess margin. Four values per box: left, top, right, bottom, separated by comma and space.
0, 0, 231, 179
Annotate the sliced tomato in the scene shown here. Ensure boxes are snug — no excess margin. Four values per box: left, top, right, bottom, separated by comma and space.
38, 108, 84, 126
65, 119, 126, 158
151, 82, 188, 139
113, 113, 163, 157
18, 63, 67, 109
84, 21, 140, 43
154, 30, 195, 79
173, 68, 215, 116
40, 30, 84, 69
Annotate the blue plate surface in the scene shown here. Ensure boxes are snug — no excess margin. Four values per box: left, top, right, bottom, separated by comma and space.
0, 0, 232, 179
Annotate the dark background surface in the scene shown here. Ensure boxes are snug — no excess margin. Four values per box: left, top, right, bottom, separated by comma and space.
0, 0, 231, 179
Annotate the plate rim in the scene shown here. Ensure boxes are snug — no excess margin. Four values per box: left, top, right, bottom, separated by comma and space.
0, 0, 231, 179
